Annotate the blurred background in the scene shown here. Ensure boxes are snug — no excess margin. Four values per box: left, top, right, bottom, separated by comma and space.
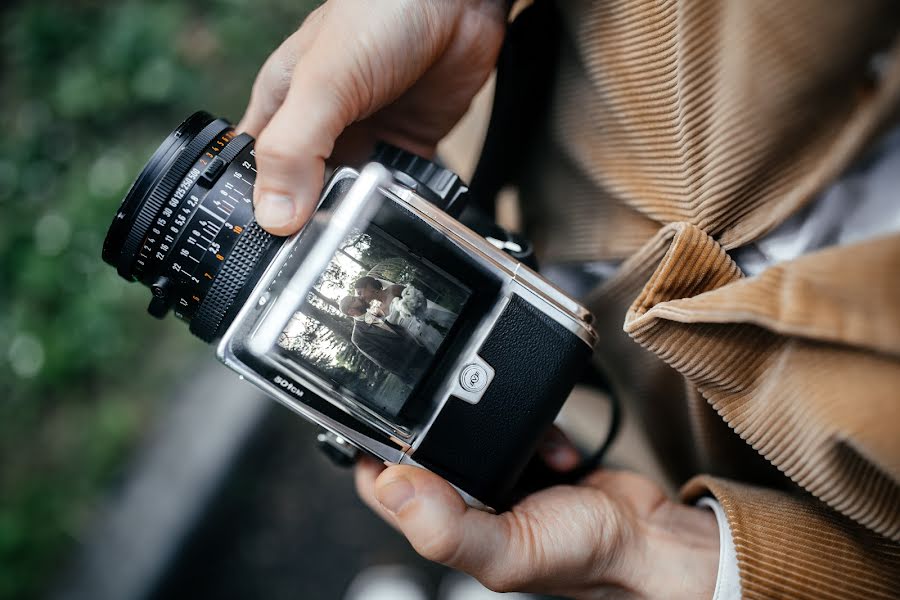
0, 1, 476, 599
1, 1, 617, 598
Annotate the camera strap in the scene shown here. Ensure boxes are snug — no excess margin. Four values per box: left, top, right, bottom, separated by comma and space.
468, 0, 563, 220
466, 1, 623, 487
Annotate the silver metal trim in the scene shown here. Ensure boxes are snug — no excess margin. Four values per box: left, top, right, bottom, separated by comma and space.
218, 349, 405, 464
248, 164, 391, 356
385, 185, 596, 347
217, 168, 407, 463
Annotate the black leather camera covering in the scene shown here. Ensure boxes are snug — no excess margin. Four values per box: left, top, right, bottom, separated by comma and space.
414, 293, 592, 509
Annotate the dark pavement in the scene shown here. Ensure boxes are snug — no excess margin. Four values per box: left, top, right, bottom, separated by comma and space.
150, 406, 450, 600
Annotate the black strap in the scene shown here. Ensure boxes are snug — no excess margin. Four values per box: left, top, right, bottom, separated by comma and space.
469, 2, 623, 485
468, 0, 563, 219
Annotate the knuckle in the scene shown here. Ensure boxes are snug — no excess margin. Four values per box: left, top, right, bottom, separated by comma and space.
412, 525, 462, 566
253, 135, 300, 171
311, 64, 372, 129
264, 56, 294, 101
476, 513, 537, 592
254, 40, 297, 102
343, 50, 380, 116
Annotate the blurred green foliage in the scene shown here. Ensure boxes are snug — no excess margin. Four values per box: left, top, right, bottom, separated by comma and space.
0, 1, 316, 598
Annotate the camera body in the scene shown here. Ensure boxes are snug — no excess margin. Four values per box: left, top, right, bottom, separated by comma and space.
103, 112, 596, 510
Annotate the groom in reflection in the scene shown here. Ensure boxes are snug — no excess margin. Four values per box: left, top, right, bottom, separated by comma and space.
339, 296, 432, 387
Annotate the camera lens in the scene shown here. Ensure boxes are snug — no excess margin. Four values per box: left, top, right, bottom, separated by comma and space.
103, 111, 283, 342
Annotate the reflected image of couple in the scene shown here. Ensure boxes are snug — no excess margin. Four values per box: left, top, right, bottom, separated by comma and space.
338, 276, 457, 386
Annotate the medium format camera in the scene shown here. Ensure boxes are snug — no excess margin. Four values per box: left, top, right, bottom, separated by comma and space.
103, 112, 597, 510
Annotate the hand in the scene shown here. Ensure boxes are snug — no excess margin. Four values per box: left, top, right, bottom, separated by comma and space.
355, 433, 720, 599
239, 0, 506, 235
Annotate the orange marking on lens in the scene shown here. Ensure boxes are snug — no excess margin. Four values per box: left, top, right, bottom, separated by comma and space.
192, 295, 200, 302
216, 254, 224, 261
204, 272, 213, 279
233, 225, 243, 234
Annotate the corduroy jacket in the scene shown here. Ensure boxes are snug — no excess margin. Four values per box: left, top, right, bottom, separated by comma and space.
519, 1, 900, 597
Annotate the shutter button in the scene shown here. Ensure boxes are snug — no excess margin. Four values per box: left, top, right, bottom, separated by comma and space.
460, 364, 488, 393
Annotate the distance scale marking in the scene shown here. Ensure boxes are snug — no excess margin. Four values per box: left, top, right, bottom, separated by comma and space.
133, 129, 236, 281
170, 144, 259, 320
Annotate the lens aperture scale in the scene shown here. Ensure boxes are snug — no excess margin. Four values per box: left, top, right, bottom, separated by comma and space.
167, 141, 259, 320
118, 118, 232, 281
132, 128, 236, 282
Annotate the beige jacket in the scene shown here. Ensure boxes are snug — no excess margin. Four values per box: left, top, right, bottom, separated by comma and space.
521, 1, 900, 597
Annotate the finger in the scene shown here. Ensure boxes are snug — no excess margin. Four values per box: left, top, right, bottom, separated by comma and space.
536, 426, 582, 472
581, 467, 669, 515
251, 0, 453, 235
353, 455, 400, 527
251, 35, 362, 235
373, 465, 519, 587
237, 6, 327, 136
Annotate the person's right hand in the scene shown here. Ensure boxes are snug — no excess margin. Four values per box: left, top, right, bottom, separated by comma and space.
239, 0, 507, 235
354, 456, 720, 599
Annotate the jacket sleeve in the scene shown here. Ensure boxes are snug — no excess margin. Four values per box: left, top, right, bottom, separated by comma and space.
682, 476, 899, 599
619, 223, 900, 598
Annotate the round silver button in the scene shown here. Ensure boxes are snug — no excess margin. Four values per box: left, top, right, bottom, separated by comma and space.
459, 364, 488, 393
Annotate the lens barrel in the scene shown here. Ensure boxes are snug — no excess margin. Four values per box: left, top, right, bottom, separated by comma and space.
103, 112, 283, 342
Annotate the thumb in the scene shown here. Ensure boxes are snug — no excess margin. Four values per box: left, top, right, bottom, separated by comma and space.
374, 466, 516, 585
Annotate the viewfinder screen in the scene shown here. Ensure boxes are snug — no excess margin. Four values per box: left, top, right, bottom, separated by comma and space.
276, 222, 471, 419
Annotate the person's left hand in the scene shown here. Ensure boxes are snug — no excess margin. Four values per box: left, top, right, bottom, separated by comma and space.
355, 436, 720, 599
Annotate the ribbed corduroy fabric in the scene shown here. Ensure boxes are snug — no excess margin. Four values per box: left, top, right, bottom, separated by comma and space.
517, 0, 900, 596
624, 223, 900, 540
683, 477, 900, 599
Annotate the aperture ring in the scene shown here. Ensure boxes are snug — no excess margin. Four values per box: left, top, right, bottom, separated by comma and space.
132, 132, 237, 282
133, 132, 250, 283
117, 118, 231, 280
190, 221, 276, 342
216, 132, 254, 164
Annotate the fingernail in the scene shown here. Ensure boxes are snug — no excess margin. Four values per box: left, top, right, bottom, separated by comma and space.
376, 476, 415, 514
254, 192, 296, 229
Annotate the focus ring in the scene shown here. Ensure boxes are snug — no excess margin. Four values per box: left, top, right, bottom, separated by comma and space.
190, 221, 275, 342
117, 118, 231, 280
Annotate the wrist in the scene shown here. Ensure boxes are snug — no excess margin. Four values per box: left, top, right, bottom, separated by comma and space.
624, 500, 720, 599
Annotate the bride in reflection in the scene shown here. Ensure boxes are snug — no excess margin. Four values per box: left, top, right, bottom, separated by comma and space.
351, 276, 457, 354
